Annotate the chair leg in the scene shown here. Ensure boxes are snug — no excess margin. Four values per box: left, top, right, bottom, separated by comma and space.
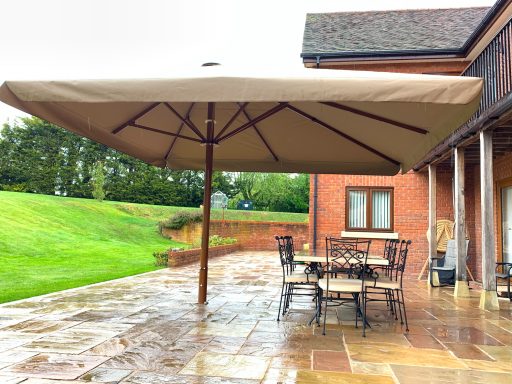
283, 283, 291, 315
315, 286, 322, 326
396, 289, 404, 325
354, 293, 359, 329
322, 290, 328, 336
364, 289, 369, 320
362, 290, 367, 337
386, 290, 393, 313
392, 291, 398, 320
277, 282, 285, 321
400, 289, 409, 332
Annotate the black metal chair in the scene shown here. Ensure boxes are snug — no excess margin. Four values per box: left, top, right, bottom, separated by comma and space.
496, 262, 512, 300
276, 236, 318, 321
319, 237, 371, 337
365, 240, 412, 332
372, 239, 399, 278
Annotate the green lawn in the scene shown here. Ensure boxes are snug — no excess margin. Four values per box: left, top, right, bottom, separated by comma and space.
0, 191, 187, 303
115, 201, 308, 223
0, 191, 308, 303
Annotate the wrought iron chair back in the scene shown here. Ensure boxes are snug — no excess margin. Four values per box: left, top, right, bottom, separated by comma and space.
325, 237, 371, 278
381, 239, 399, 277
392, 240, 412, 286
383, 239, 393, 257
321, 237, 371, 337
275, 235, 294, 276
384, 239, 400, 265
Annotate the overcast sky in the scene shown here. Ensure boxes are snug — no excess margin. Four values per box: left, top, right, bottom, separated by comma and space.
0, 0, 495, 123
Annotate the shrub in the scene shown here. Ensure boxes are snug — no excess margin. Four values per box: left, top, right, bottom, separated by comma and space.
208, 235, 237, 246
153, 250, 169, 266
159, 210, 203, 232
191, 235, 238, 248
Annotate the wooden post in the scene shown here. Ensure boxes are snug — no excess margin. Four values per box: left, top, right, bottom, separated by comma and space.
198, 102, 215, 304
454, 146, 470, 298
479, 130, 500, 310
428, 165, 439, 286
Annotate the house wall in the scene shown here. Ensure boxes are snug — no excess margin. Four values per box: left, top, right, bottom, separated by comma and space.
309, 151, 512, 280
461, 151, 512, 282
309, 172, 446, 274
494, 151, 512, 265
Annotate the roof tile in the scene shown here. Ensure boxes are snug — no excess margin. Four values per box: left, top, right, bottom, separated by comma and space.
302, 7, 491, 55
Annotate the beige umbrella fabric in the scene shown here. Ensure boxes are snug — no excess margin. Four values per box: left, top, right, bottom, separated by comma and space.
0, 67, 482, 174
0, 66, 483, 302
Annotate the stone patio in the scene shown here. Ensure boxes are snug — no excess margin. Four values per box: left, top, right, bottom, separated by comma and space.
0, 251, 511, 383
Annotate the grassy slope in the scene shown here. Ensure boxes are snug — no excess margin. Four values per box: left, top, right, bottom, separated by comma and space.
114, 202, 309, 223
0, 191, 187, 303
0, 192, 308, 303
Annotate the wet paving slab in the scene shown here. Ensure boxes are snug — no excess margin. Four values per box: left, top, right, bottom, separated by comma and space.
0, 251, 510, 383
2, 353, 108, 379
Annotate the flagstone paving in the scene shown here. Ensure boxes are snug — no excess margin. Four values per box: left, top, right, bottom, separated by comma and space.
0, 251, 511, 383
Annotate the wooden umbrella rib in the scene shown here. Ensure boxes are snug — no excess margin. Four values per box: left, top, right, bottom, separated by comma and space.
130, 123, 202, 143
286, 105, 400, 166
112, 102, 161, 134
320, 101, 428, 135
241, 107, 279, 162
164, 102, 205, 140
217, 103, 289, 143
165, 102, 196, 160
214, 102, 249, 141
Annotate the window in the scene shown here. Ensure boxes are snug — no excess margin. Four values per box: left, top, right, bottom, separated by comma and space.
346, 187, 394, 231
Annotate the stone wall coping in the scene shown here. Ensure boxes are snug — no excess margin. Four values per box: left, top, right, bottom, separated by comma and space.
209, 219, 309, 226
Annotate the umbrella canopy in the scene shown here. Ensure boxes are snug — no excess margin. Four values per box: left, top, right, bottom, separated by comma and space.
0, 67, 482, 175
0, 66, 483, 303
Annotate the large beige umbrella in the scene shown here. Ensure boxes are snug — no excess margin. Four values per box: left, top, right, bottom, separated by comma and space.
0, 66, 482, 303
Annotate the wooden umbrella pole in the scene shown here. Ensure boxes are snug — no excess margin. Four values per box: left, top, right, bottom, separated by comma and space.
198, 102, 215, 304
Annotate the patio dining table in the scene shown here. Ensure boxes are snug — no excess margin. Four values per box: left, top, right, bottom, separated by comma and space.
294, 254, 389, 266
292, 254, 390, 326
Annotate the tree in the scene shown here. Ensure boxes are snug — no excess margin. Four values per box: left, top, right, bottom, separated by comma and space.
0, 117, 308, 212
91, 161, 106, 201
232, 172, 262, 201
230, 172, 309, 212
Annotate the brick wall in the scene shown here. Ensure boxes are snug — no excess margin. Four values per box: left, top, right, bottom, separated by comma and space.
309, 151, 512, 280
162, 220, 309, 251
168, 243, 241, 267
309, 171, 455, 275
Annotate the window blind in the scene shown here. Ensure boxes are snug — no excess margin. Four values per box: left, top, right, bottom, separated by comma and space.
348, 190, 366, 228
372, 190, 391, 229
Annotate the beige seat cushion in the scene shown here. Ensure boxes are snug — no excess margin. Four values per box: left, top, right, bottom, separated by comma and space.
285, 271, 318, 284
319, 278, 362, 292
365, 278, 400, 290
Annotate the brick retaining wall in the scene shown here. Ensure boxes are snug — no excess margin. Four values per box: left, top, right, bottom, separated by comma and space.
162, 220, 309, 251
168, 243, 241, 267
